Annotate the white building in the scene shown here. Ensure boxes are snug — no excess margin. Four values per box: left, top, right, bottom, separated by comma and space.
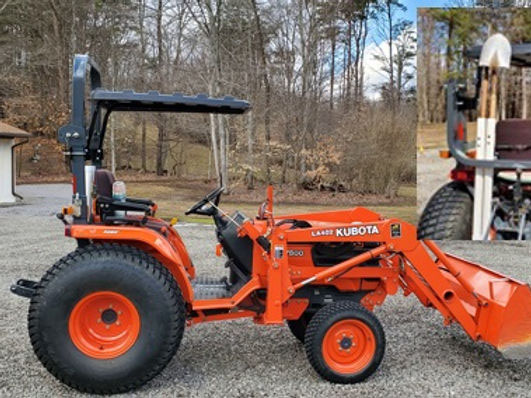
0, 122, 31, 204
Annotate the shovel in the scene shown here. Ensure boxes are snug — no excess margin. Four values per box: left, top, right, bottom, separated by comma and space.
472, 34, 512, 240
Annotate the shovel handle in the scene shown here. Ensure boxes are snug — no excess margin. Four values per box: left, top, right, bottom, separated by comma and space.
489, 70, 498, 119
479, 69, 489, 118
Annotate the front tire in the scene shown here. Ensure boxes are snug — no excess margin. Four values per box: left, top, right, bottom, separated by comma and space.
287, 312, 314, 343
28, 243, 186, 394
304, 302, 385, 384
418, 181, 473, 239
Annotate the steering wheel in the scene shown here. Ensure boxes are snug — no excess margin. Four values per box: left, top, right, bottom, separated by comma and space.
185, 186, 224, 215
258, 201, 268, 220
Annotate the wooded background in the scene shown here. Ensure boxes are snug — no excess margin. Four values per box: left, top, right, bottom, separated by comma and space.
418, 7, 531, 125
0, 0, 417, 197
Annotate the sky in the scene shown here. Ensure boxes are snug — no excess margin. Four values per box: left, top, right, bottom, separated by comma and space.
363, 0, 452, 98
402, 0, 451, 26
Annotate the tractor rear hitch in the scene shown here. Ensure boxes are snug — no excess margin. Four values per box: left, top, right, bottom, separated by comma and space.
10, 279, 38, 298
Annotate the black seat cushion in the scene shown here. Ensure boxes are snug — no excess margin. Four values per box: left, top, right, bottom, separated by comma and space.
94, 169, 115, 197
216, 211, 253, 276
495, 119, 531, 160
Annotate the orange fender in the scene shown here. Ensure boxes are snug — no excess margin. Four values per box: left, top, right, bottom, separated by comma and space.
67, 224, 194, 303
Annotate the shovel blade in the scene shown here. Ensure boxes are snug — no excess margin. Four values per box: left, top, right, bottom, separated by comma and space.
479, 33, 512, 69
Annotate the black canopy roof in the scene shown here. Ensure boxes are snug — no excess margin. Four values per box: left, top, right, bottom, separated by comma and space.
92, 89, 250, 114
466, 43, 531, 67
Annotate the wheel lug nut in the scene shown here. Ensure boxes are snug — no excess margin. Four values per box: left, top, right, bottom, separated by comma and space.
116, 321, 121, 326
109, 304, 113, 309
105, 325, 110, 330
97, 319, 101, 323
98, 308, 103, 313
118, 311, 122, 315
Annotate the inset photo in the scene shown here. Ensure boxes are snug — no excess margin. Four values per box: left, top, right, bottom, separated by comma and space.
417, 8, 531, 240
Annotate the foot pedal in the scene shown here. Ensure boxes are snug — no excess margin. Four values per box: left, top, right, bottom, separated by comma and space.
192, 276, 232, 299
10, 279, 38, 298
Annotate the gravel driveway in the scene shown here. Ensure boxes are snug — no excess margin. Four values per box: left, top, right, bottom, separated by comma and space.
1, 185, 530, 397
417, 149, 454, 215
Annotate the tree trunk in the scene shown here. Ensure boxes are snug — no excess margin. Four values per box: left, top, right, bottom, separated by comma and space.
387, 2, 394, 109
209, 110, 220, 181
522, 68, 528, 119
218, 114, 228, 189
199, 0, 224, 186
446, 15, 454, 75
419, 12, 433, 124
329, 30, 335, 110
280, 152, 288, 186
141, 118, 147, 172
156, 120, 165, 176
251, 0, 272, 184
207, 147, 212, 180
264, 81, 272, 185
110, 65, 117, 174
346, 20, 352, 106
138, 0, 147, 172
501, 71, 507, 120
155, 0, 165, 176
358, 14, 369, 100
246, 109, 255, 189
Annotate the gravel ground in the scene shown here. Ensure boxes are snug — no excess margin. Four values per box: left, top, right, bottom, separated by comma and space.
1, 185, 530, 397
417, 149, 454, 215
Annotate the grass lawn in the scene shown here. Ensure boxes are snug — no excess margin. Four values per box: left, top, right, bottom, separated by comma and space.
417, 122, 477, 150
127, 182, 417, 224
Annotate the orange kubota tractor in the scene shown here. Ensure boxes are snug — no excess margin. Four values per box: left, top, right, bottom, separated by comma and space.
10, 55, 531, 394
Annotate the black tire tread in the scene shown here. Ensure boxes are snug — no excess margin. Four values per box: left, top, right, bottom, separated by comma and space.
28, 243, 185, 394
287, 312, 313, 343
418, 181, 473, 240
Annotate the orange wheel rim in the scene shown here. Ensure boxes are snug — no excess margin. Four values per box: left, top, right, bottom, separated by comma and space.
69, 291, 140, 359
322, 319, 376, 374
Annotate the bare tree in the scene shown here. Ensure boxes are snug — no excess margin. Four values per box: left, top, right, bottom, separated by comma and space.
0, 0, 420, 196
374, 0, 406, 109
186, 0, 225, 186
251, 0, 272, 184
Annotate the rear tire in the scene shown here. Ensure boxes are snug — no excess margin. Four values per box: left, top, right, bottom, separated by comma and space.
304, 302, 385, 384
28, 243, 186, 394
418, 181, 473, 239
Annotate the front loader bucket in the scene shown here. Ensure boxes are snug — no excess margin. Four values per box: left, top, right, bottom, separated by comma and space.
440, 252, 531, 359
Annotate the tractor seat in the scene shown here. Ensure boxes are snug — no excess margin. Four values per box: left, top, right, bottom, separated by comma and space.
497, 171, 531, 184
216, 211, 253, 277
94, 169, 116, 197
93, 169, 155, 221
495, 119, 531, 160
